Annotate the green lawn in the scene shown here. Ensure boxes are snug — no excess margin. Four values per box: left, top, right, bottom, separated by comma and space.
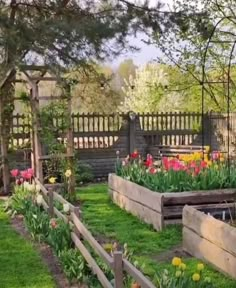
0, 201, 55, 288
77, 184, 236, 288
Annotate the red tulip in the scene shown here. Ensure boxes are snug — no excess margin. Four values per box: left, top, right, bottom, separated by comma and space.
131, 151, 139, 159
50, 219, 57, 229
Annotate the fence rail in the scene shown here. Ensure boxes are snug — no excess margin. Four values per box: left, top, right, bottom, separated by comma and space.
35, 179, 157, 288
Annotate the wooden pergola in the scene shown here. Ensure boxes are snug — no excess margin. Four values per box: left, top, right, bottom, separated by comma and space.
0, 65, 75, 194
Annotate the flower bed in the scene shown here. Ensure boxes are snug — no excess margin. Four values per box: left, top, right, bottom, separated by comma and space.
109, 151, 236, 230
183, 205, 236, 279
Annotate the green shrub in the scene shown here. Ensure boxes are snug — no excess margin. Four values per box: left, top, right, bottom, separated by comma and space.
75, 162, 94, 184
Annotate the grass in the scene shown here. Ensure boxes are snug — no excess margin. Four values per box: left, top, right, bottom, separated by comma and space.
0, 201, 55, 288
77, 183, 236, 288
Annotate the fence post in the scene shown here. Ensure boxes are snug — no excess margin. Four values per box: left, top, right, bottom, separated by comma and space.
114, 251, 123, 288
128, 112, 136, 154
48, 188, 54, 217
73, 206, 81, 239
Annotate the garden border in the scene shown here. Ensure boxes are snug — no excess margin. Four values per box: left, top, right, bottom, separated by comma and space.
35, 179, 156, 288
108, 174, 236, 230
183, 205, 236, 279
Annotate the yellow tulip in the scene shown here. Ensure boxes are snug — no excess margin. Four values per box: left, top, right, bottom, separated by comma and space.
197, 263, 204, 271
175, 270, 182, 278
180, 263, 186, 271
192, 273, 201, 282
172, 257, 182, 267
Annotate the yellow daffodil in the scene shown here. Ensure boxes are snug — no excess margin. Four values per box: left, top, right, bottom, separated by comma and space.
197, 263, 204, 271
179, 263, 186, 271
49, 177, 56, 184
192, 273, 201, 282
175, 270, 182, 278
172, 257, 182, 267
65, 169, 72, 178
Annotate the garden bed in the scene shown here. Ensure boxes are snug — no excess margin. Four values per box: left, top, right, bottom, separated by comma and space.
183, 205, 236, 279
109, 174, 236, 230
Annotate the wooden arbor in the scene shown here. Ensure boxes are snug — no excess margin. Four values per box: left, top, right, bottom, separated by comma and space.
0, 65, 75, 194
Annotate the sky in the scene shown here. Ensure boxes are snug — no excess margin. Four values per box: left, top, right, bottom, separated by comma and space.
110, 0, 174, 67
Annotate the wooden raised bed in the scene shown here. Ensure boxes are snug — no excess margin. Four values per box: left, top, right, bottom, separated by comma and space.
183, 205, 236, 279
108, 174, 236, 230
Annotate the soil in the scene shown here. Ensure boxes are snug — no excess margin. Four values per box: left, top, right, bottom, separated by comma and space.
149, 244, 191, 263
11, 215, 83, 288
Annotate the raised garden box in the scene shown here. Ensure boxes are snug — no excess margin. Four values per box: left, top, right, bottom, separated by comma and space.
108, 174, 236, 230
183, 205, 236, 279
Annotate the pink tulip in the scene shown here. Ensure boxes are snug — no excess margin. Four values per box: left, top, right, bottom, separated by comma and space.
20, 170, 28, 179
25, 172, 33, 180
27, 168, 34, 176
11, 169, 19, 177
200, 161, 207, 168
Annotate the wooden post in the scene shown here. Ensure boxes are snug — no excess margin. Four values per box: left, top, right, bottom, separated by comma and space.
66, 85, 75, 196
128, 112, 136, 154
29, 89, 36, 174
48, 188, 54, 217
32, 84, 43, 182
73, 206, 81, 239
113, 251, 123, 288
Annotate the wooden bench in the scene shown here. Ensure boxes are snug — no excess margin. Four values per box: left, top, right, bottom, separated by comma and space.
148, 145, 208, 159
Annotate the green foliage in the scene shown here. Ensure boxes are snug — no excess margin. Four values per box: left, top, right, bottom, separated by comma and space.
154, 267, 214, 288
59, 249, 91, 284
5, 185, 32, 216
24, 202, 50, 241
75, 162, 94, 184
0, 201, 55, 288
47, 219, 72, 254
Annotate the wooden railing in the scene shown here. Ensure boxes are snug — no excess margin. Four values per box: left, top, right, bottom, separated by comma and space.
35, 179, 156, 288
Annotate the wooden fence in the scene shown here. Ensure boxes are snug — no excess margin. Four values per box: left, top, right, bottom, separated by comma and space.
9, 112, 236, 177
9, 112, 203, 149
35, 179, 156, 288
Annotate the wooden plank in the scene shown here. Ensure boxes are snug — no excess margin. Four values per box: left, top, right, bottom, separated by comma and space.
183, 206, 236, 257
71, 232, 113, 288
183, 227, 236, 279
109, 174, 163, 213
38, 154, 73, 160
35, 179, 48, 197
164, 203, 236, 218
71, 212, 113, 267
53, 207, 68, 223
53, 192, 75, 212
123, 259, 156, 288
163, 189, 236, 205
111, 190, 163, 231
41, 198, 49, 211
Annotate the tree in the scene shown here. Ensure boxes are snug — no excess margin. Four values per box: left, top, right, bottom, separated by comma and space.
117, 59, 137, 88
150, 0, 236, 111
120, 63, 168, 113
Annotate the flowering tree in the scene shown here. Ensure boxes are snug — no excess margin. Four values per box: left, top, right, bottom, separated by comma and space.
120, 63, 168, 113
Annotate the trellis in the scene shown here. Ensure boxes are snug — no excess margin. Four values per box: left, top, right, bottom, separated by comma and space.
0, 65, 75, 194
